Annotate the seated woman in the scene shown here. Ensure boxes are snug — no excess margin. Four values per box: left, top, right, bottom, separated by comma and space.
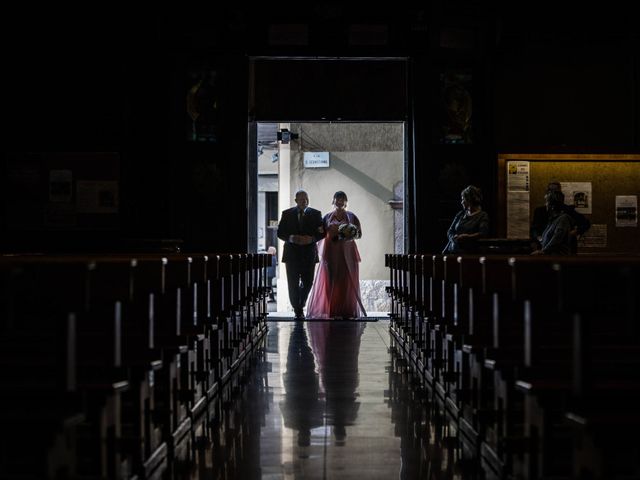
306, 191, 365, 319
442, 185, 490, 254
531, 190, 572, 255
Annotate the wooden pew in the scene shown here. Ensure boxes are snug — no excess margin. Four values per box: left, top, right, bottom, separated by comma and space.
0, 256, 136, 478
0, 258, 85, 478
86, 256, 169, 479
512, 257, 640, 479
0, 250, 268, 480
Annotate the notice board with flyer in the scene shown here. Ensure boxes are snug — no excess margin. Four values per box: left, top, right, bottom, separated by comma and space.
5, 152, 120, 231
498, 154, 640, 254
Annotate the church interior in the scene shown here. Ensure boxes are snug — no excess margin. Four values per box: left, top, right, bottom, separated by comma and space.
2, 4, 639, 479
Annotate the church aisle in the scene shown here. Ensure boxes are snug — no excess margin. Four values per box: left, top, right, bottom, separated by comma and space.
191, 320, 472, 479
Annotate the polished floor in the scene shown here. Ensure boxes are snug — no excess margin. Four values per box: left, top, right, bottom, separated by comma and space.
192, 319, 473, 479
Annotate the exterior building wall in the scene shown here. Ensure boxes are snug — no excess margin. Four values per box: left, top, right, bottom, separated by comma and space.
277, 122, 403, 313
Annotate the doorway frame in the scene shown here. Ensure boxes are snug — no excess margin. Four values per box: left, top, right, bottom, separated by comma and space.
247, 56, 414, 254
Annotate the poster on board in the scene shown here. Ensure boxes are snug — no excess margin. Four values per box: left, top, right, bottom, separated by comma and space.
76, 181, 119, 214
578, 223, 607, 248
506, 161, 530, 238
615, 195, 638, 227
560, 182, 592, 214
49, 170, 73, 203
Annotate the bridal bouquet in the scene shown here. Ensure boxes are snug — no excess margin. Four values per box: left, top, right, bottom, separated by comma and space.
337, 223, 359, 240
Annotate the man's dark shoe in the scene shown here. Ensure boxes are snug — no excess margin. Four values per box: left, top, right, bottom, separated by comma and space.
294, 308, 305, 319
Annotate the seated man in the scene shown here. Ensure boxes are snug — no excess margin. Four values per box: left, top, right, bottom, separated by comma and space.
531, 182, 590, 254
531, 190, 572, 255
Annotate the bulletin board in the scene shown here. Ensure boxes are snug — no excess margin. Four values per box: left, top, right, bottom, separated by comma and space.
497, 154, 640, 254
4, 152, 120, 231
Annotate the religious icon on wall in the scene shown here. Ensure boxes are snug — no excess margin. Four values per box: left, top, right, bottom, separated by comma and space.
186, 66, 220, 142
438, 72, 472, 144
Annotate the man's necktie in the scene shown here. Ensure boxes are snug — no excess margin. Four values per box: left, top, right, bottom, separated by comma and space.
298, 209, 304, 229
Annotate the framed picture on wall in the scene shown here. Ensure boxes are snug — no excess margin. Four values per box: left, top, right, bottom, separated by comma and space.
186, 64, 220, 143
437, 70, 473, 144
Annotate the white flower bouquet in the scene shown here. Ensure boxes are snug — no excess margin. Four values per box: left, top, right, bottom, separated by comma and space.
337, 223, 359, 240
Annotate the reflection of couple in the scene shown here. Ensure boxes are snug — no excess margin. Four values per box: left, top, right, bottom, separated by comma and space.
280, 322, 322, 447
277, 190, 365, 320
281, 321, 365, 446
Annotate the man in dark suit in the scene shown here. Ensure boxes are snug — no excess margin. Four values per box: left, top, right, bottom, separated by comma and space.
277, 190, 324, 319
531, 182, 591, 254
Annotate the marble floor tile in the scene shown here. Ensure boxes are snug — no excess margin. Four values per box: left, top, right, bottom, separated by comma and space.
191, 320, 475, 479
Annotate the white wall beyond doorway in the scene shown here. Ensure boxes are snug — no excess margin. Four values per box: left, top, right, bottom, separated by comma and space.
268, 122, 404, 314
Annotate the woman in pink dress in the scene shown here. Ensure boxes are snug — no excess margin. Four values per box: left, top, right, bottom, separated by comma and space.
306, 191, 366, 319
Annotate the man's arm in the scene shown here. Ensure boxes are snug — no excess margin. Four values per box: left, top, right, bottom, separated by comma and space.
531, 206, 548, 240
276, 210, 290, 242
542, 216, 571, 254
311, 210, 325, 242
278, 209, 315, 246
566, 206, 590, 236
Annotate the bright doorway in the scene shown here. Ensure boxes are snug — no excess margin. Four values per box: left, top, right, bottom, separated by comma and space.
252, 122, 404, 315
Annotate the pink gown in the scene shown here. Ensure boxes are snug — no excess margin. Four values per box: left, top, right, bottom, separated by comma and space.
306, 210, 365, 319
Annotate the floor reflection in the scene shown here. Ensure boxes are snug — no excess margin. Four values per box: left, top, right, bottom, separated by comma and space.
190, 320, 478, 479
280, 322, 323, 447
305, 321, 365, 446
387, 341, 477, 480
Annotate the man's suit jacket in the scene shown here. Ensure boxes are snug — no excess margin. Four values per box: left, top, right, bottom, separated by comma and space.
277, 207, 324, 264
531, 203, 590, 254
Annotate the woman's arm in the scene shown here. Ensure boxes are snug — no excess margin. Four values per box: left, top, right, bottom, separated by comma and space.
453, 211, 489, 242
447, 211, 464, 240
477, 211, 490, 237
351, 212, 362, 239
